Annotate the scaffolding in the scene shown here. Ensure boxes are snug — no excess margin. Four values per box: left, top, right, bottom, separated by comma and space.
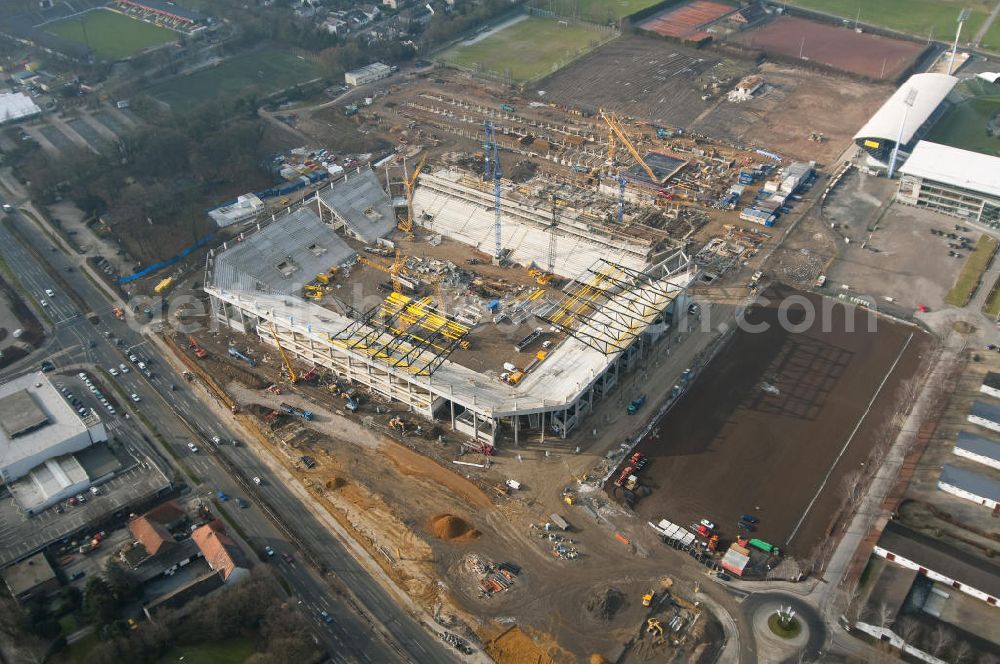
542, 259, 683, 355
329, 292, 470, 376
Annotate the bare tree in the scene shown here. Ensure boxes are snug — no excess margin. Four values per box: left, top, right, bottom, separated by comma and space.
842, 469, 865, 508
927, 623, 955, 658
953, 641, 974, 664
864, 601, 895, 629
894, 616, 920, 645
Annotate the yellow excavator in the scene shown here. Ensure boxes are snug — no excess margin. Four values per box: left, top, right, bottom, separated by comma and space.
646, 618, 663, 639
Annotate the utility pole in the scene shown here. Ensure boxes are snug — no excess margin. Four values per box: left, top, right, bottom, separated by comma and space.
949, 9, 971, 75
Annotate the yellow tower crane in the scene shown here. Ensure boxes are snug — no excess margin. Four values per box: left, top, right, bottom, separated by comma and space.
600, 109, 658, 183
357, 248, 407, 293
398, 155, 427, 233
268, 321, 297, 383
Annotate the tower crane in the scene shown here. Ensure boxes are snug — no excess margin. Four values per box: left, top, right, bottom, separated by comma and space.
268, 321, 297, 384
357, 248, 407, 293
600, 110, 658, 224
398, 154, 427, 233
484, 121, 502, 260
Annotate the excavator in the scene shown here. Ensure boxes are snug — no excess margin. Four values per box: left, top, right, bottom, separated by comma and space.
646, 618, 664, 640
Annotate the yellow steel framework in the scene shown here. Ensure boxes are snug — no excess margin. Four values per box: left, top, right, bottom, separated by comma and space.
600, 110, 658, 183
330, 291, 470, 375
398, 155, 427, 233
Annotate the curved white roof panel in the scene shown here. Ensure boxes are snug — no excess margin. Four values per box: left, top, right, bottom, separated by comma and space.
900, 141, 1000, 199
853, 73, 958, 145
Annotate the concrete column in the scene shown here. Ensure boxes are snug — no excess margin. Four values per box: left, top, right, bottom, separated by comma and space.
561, 408, 568, 439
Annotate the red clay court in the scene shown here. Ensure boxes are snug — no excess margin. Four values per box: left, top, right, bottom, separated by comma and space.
727, 15, 926, 79
639, 0, 733, 42
609, 287, 929, 558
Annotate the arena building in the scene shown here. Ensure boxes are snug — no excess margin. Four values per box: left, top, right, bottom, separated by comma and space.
205, 171, 697, 445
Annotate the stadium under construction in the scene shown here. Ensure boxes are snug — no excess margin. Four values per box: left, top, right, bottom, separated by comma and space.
205, 166, 697, 445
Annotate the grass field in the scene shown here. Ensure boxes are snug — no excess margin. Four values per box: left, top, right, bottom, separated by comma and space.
144, 48, 323, 111
157, 639, 254, 664
981, 18, 1000, 52
784, 0, 989, 42
983, 275, 1000, 317
530, 0, 665, 21
440, 17, 612, 82
944, 235, 998, 307
44, 9, 178, 60
927, 96, 1000, 157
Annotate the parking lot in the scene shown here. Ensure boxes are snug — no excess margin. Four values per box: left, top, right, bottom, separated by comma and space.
823, 171, 966, 312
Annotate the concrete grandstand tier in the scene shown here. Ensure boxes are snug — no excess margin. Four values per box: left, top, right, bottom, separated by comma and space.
853, 73, 958, 166
315, 168, 396, 243
210, 207, 356, 296
412, 169, 653, 278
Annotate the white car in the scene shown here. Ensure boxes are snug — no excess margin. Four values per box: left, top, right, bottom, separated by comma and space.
252, 476, 262, 486
119, 364, 129, 373
187, 442, 198, 453
109, 368, 118, 376
1, 204, 12, 213
130, 393, 140, 403
40, 299, 48, 307
211, 436, 221, 445
44, 289, 54, 297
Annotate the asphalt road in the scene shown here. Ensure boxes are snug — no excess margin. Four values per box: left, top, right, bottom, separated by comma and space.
0, 202, 457, 663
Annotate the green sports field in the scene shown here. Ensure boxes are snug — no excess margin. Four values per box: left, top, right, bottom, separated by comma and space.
440, 17, 612, 82
144, 48, 324, 111
783, 0, 989, 42
530, 0, 666, 22
44, 9, 178, 60
926, 96, 1000, 157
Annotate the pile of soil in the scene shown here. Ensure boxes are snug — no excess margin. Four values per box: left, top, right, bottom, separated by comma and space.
585, 588, 625, 621
428, 514, 480, 542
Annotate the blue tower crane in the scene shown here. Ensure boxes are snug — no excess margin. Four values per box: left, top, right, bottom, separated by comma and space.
483, 120, 502, 260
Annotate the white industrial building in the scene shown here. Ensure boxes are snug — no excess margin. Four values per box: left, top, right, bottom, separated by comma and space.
0, 372, 106, 483
853, 73, 957, 168
938, 463, 1000, 511
967, 400, 1000, 433
205, 173, 697, 445
954, 431, 1000, 471
344, 62, 392, 87
896, 141, 1000, 227
208, 194, 265, 228
0, 92, 41, 125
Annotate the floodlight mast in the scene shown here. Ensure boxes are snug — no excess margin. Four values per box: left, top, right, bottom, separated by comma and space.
887, 88, 917, 179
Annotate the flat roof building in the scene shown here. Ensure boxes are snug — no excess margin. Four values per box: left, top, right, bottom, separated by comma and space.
0, 372, 106, 483
954, 431, 1000, 471
208, 194, 264, 228
968, 400, 1000, 434
897, 141, 1000, 227
0, 92, 41, 125
938, 463, 1000, 511
2, 552, 58, 603
345, 62, 392, 87
874, 520, 1000, 606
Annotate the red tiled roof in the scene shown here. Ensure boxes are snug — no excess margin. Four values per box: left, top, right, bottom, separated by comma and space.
128, 516, 173, 556
191, 520, 246, 580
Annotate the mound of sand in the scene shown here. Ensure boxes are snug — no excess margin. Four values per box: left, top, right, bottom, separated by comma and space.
585, 588, 625, 621
429, 514, 480, 542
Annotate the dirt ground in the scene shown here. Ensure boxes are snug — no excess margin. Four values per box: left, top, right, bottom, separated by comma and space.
690, 62, 893, 163
620, 284, 930, 558
531, 34, 753, 128
727, 16, 927, 80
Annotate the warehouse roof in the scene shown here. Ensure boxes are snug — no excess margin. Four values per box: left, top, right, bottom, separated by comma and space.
984, 371, 1000, 391
1, 552, 56, 598
853, 73, 957, 145
211, 207, 355, 296
900, 141, 1000, 199
956, 431, 1000, 463
878, 520, 1000, 599
970, 399, 1000, 424
939, 463, 1000, 503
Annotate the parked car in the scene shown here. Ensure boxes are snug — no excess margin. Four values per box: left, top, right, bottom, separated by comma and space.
187, 442, 199, 453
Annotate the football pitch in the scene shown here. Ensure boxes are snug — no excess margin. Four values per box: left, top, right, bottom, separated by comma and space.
782, 0, 989, 42
927, 96, 1000, 157
44, 9, 178, 60
440, 16, 613, 82
144, 49, 324, 111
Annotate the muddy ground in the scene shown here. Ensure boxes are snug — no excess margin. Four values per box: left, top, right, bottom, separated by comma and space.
621, 284, 930, 558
